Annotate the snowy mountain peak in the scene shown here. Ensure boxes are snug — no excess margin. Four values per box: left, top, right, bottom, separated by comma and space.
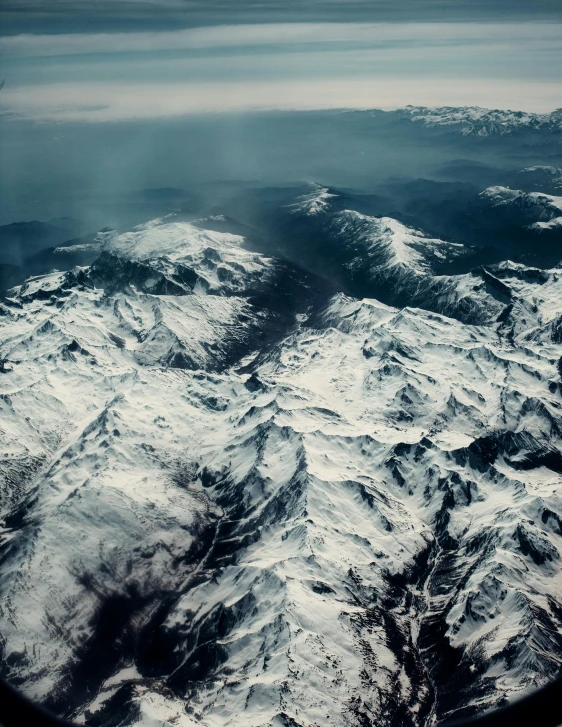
480, 186, 562, 231
287, 184, 338, 216
332, 210, 466, 275
96, 218, 276, 296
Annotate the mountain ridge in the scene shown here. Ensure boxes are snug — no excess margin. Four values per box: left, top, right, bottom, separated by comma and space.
398, 106, 562, 136
1, 203, 562, 726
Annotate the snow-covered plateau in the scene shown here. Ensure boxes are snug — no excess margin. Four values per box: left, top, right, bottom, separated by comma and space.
2, 193, 562, 727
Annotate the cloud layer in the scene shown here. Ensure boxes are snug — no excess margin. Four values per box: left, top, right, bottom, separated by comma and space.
2, 0, 562, 34
1, 21, 561, 121
2, 22, 561, 58
3, 78, 561, 122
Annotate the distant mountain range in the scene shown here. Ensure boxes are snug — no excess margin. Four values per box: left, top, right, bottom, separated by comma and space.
398, 106, 562, 136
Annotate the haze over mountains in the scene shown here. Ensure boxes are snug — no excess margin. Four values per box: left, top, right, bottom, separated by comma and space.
2, 105, 562, 291
1, 105, 562, 726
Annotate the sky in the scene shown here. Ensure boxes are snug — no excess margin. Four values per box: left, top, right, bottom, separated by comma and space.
0, 1, 561, 120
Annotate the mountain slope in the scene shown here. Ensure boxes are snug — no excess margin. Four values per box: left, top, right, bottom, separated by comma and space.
480, 186, 562, 230
266, 185, 511, 324
1, 211, 562, 727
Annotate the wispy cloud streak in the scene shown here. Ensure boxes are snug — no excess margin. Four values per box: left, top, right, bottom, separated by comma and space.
2, 0, 562, 34
2, 22, 561, 58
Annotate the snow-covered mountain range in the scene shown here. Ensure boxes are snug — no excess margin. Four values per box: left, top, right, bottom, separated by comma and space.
480, 187, 562, 230
400, 106, 562, 136
1, 186, 562, 727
